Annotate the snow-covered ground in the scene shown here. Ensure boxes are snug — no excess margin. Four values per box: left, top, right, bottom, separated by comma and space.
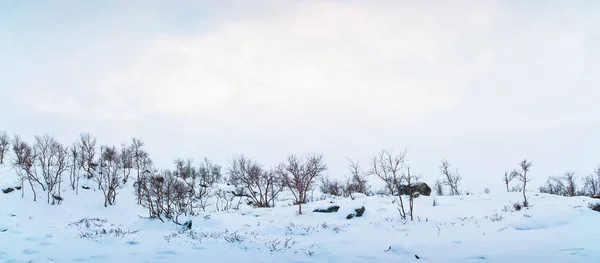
1, 163, 599, 263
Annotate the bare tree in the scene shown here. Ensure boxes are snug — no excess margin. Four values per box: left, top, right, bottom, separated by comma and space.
515, 159, 533, 207
343, 159, 370, 196
95, 145, 123, 207
276, 154, 327, 214
11, 135, 36, 200
120, 143, 133, 183
404, 166, 421, 221
434, 179, 444, 196
503, 170, 517, 192
78, 133, 97, 179
69, 142, 80, 193
539, 176, 567, 196
195, 157, 221, 211
563, 171, 576, 197
596, 167, 600, 196
0, 131, 9, 164
33, 135, 69, 204
582, 169, 599, 197
369, 149, 406, 196
198, 157, 222, 186
439, 159, 461, 195
229, 155, 283, 208
320, 176, 343, 196
131, 138, 147, 204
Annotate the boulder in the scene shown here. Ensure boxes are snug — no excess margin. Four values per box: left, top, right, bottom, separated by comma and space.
398, 182, 431, 196
355, 206, 366, 217
590, 202, 600, 212
313, 206, 340, 213
592, 195, 600, 199
2, 187, 15, 194
346, 206, 366, 219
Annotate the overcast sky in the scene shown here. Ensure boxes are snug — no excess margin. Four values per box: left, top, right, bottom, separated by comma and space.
1, 0, 599, 193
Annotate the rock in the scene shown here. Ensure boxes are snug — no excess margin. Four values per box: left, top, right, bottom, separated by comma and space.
412, 192, 421, 198
590, 202, 600, 212
592, 195, 600, 199
184, 220, 192, 230
2, 187, 15, 194
313, 206, 340, 213
346, 206, 366, 219
354, 206, 366, 217
82, 186, 91, 190
15, 186, 21, 190
398, 182, 431, 196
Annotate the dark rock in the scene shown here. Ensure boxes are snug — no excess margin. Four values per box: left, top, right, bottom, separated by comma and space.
2, 187, 15, 194
354, 206, 365, 217
82, 186, 91, 190
398, 182, 432, 196
346, 206, 366, 219
415, 255, 420, 259
412, 192, 421, 198
592, 195, 600, 199
15, 186, 21, 190
184, 220, 192, 230
313, 206, 340, 213
590, 203, 600, 212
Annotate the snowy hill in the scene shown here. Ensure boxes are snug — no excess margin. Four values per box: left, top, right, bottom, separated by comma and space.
1, 163, 599, 263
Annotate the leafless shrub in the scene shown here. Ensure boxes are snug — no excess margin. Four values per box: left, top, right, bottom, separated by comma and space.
137, 169, 192, 223
439, 159, 461, 195
70, 218, 138, 240
563, 171, 577, 197
78, 133, 97, 179
0, 131, 9, 164
434, 179, 444, 196
277, 154, 327, 214
229, 155, 283, 208
95, 145, 123, 207
404, 166, 421, 221
131, 137, 149, 204
267, 237, 296, 252
223, 231, 244, 243
68, 142, 81, 194
369, 149, 409, 219
11, 135, 36, 200
582, 168, 600, 197
503, 170, 517, 192
432, 197, 438, 207
515, 159, 533, 207
369, 149, 406, 196
485, 212, 504, 222
120, 143, 133, 183
343, 159, 370, 195
512, 202, 522, 211
320, 176, 344, 196
539, 176, 568, 196
33, 135, 69, 204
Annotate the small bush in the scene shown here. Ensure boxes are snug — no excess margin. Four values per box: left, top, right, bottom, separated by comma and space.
512, 202, 522, 211
432, 197, 438, 207
485, 212, 504, 222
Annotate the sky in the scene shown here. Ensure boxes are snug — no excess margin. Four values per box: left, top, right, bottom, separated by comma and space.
1, 0, 599, 194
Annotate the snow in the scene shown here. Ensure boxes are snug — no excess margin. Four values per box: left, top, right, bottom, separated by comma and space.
1, 163, 600, 262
